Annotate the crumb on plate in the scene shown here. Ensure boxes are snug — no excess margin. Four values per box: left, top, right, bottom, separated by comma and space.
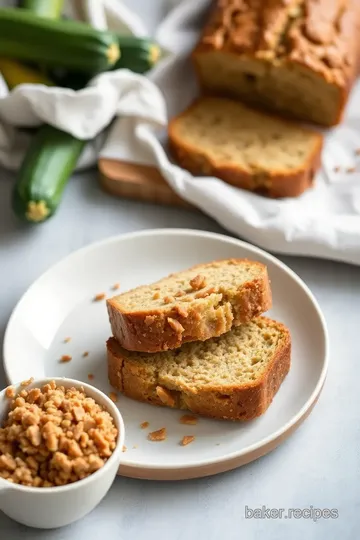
93, 293, 106, 302
82, 351, 89, 358
347, 167, 356, 173
140, 421, 149, 429
87, 373, 94, 381
148, 428, 167, 442
109, 392, 118, 403
112, 283, 120, 291
355, 149, 360, 156
60, 355, 72, 363
181, 435, 195, 446
122, 445, 127, 452
179, 415, 198, 425
333, 166, 340, 173
63, 337, 71, 343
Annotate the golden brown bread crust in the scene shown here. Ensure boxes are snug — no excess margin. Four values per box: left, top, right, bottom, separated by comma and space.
168, 99, 323, 198
192, 0, 360, 127
106, 259, 272, 353
106, 318, 291, 421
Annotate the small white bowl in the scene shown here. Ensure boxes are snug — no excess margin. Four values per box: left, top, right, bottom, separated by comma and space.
0, 377, 125, 529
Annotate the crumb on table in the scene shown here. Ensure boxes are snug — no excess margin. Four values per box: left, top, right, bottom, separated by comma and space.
148, 428, 167, 442
122, 445, 127, 452
82, 351, 89, 358
179, 414, 198, 425
60, 355, 72, 363
112, 283, 120, 291
88, 373, 94, 381
355, 149, 360, 156
140, 421, 149, 429
181, 435, 195, 446
333, 166, 340, 173
109, 392, 118, 403
63, 337, 71, 343
347, 167, 356, 173
93, 293, 106, 302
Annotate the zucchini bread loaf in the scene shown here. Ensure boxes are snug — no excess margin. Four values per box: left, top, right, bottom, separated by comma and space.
107, 259, 272, 352
192, 0, 360, 127
107, 317, 291, 421
169, 97, 322, 198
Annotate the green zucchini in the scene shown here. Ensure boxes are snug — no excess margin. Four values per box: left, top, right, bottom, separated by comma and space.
21, 0, 64, 19
114, 36, 161, 74
0, 8, 120, 74
12, 125, 86, 223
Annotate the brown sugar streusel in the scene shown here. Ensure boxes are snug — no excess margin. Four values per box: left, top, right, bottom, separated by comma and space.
0, 381, 118, 488
140, 421, 149, 429
152, 291, 160, 300
5, 386, 15, 399
179, 415, 198, 425
163, 296, 174, 304
21, 377, 34, 387
60, 355, 72, 363
181, 435, 195, 446
93, 293, 106, 302
148, 428, 167, 442
189, 274, 207, 290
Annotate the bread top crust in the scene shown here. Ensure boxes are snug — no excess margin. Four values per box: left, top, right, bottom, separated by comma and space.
107, 258, 268, 316
194, 0, 360, 88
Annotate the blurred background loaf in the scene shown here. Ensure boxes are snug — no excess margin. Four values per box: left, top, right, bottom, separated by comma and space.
192, 0, 360, 127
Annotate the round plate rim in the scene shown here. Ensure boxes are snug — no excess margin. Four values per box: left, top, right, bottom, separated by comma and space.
3, 228, 329, 478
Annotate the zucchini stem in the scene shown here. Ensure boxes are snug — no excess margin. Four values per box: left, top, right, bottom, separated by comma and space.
107, 43, 121, 65
26, 200, 50, 222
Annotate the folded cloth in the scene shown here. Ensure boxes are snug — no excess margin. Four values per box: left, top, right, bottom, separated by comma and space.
2, 0, 360, 266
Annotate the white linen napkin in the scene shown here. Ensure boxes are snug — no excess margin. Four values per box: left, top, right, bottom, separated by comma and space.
1, 0, 360, 266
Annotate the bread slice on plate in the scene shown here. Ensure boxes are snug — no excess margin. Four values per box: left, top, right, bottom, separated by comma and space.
106, 259, 272, 353
168, 97, 323, 198
107, 317, 291, 421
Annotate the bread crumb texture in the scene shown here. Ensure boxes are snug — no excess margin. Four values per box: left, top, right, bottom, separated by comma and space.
107, 316, 291, 420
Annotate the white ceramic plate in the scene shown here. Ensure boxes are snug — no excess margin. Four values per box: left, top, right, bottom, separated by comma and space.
3, 229, 328, 480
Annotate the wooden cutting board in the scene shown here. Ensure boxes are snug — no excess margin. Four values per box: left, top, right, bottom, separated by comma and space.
98, 158, 192, 208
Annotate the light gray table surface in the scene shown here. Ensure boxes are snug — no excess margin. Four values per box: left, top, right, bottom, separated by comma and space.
1, 1, 360, 538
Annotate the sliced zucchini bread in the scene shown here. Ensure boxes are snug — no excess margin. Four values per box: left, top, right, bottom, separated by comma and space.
106, 259, 272, 353
168, 97, 323, 198
107, 317, 291, 421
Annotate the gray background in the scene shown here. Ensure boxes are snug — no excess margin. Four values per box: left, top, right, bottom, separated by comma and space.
1, 0, 360, 538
